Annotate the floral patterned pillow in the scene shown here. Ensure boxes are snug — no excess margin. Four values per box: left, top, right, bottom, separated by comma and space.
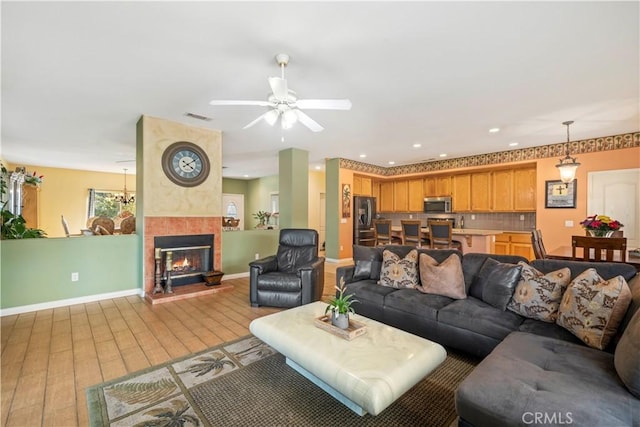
557, 268, 632, 350
378, 249, 419, 289
507, 262, 571, 323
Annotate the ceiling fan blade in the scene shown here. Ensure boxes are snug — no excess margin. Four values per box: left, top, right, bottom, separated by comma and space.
294, 109, 324, 132
243, 112, 270, 130
209, 100, 272, 107
268, 77, 288, 100
296, 99, 352, 110
242, 109, 280, 129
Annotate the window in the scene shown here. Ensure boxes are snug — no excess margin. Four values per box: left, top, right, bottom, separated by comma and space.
88, 188, 136, 219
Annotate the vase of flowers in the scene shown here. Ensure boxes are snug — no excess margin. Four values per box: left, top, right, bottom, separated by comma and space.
580, 214, 623, 237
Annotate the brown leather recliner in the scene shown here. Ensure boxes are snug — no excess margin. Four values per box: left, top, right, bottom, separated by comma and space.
249, 228, 325, 308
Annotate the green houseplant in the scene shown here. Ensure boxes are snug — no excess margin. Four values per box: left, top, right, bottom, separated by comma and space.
1, 162, 46, 239
325, 277, 358, 329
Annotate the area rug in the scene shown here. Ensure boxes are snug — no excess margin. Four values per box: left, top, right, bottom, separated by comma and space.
86, 335, 478, 426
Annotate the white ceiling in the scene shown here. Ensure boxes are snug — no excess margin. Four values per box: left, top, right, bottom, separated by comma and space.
2, 1, 639, 179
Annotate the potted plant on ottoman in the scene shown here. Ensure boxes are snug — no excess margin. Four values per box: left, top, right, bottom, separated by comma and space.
325, 278, 358, 329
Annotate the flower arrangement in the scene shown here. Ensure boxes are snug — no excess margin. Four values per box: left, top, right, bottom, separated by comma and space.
252, 210, 271, 227
580, 214, 623, 237
24, 171, 44, 186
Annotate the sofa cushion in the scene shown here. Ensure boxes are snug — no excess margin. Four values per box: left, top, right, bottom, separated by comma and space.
557, 268, 632, 350
417, 253, 466, 299
345, 279, 397, 306
615, 309, 640, 398
471, 258, 522, 310
437, 297, 523, 341
517, 318, 583, 345
352, 245, 384, 281
531, 259, 637, 283
464, 253, 529, 296
384, 289, 453, 322
256, 272, 301, 291
507, 262, 571, 323
379, 249, 419, 289
455, 332, 640, 427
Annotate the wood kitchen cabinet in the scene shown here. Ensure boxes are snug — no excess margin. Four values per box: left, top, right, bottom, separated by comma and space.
379, 181, 394, 212
423, 176, 451, 197
471, 172, 492, 211
393, 180, 409, 212
492, 169, 514, 211
21, 185, 39, 228
452, 174, 471, 212
408, 178, 423, 211
353, 175, 372, 196
513, 167, 536, 211
493, 232, 534, 260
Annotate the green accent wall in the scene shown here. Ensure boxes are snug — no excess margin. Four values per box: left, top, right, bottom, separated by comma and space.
325, 158, 340, 259
222, 178, 248, 194
279, 148, 308, 228
246, 175, 278, 228
1, 235, 140, 309
221, 230, 279, 274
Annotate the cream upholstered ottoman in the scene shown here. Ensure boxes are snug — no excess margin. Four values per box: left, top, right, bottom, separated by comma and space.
250, 301, 446, 416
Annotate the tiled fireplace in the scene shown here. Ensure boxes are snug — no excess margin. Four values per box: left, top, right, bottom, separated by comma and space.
144, 216, 224, 301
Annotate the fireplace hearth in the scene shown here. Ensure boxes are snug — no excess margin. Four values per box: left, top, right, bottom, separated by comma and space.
154, 234, 214, 293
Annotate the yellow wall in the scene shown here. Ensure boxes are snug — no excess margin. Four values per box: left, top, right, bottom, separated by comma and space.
139, 115, 222, 217
5, 163, 135, 238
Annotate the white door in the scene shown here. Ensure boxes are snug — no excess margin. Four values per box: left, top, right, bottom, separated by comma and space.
222, 193, 245, 230
319, 193, 326, 251
587, 168, 640, 249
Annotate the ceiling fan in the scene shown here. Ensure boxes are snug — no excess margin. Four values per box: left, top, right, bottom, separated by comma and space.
209, 54, 352, 132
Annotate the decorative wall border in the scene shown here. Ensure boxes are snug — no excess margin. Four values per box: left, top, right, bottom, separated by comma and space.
339, 131, 639, 176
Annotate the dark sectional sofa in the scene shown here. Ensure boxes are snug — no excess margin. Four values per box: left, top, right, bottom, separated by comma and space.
336, 245, 640, 426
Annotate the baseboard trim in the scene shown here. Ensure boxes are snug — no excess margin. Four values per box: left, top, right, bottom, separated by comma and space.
0, 288, 144, 317
224, 271, 250, 280
325, 257, 354, 263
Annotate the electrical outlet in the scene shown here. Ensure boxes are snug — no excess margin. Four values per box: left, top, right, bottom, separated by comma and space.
519, 215, 525, 221
471, 215, 476, 220
340, 245, 344, 251
71, 272, 79, 282
409, 214, 413, 219
565, 220, 574, 227
254, 253, 259, 260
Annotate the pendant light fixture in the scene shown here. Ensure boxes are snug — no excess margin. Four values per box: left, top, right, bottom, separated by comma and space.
556, 120, 580, 184
113, 168, 135, 205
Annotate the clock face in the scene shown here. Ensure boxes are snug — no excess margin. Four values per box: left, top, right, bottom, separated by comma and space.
162, 141, 210, 187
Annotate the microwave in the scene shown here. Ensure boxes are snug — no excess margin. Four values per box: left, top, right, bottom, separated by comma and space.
424, 197, 452, 213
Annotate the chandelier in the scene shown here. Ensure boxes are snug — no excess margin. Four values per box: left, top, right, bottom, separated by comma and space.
555, 120, 580, 184
113, 168, 135, 205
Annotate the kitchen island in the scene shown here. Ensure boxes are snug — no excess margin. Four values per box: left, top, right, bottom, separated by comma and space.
391, 226, 501, 254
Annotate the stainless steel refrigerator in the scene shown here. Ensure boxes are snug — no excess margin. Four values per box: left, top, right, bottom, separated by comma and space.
353, 196, 377, 246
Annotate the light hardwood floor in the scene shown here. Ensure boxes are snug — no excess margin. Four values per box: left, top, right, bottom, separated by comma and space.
1, 266, 339, 426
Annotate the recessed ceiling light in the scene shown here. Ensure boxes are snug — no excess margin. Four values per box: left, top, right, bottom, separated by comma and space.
489, 127, 500, 133
439, 153, 447, 157
243, 174, 249, 178
359, 154, 366, 158
315, 165, 321, 170
509, 142, 519, 147
412, 143, 422, 148
388, 161, 395, 165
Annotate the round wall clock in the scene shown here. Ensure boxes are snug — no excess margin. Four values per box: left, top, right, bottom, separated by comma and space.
161, 141, 211, 187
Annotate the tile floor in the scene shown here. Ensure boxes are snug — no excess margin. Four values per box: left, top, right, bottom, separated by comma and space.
1, 266, 339, 426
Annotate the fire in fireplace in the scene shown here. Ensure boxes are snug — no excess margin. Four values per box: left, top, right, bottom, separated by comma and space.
154, 234, 214, 292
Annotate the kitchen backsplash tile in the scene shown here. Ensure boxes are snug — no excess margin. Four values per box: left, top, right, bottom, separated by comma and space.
379, 212, 536, 232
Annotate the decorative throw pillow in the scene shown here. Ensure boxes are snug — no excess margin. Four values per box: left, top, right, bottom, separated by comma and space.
473, 258, 523, 311
417, 253, 466, 299
614, 309, 640, 398
353, 246, 383, 281
557, 268, 632, 350
507, 262, 571, 323
378, 249, 419, 289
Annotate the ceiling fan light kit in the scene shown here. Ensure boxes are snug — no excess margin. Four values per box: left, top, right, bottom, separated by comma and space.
210, 53, 351, 132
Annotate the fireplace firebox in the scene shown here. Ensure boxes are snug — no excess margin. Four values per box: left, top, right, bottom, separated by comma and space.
153, 234, 214, 293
